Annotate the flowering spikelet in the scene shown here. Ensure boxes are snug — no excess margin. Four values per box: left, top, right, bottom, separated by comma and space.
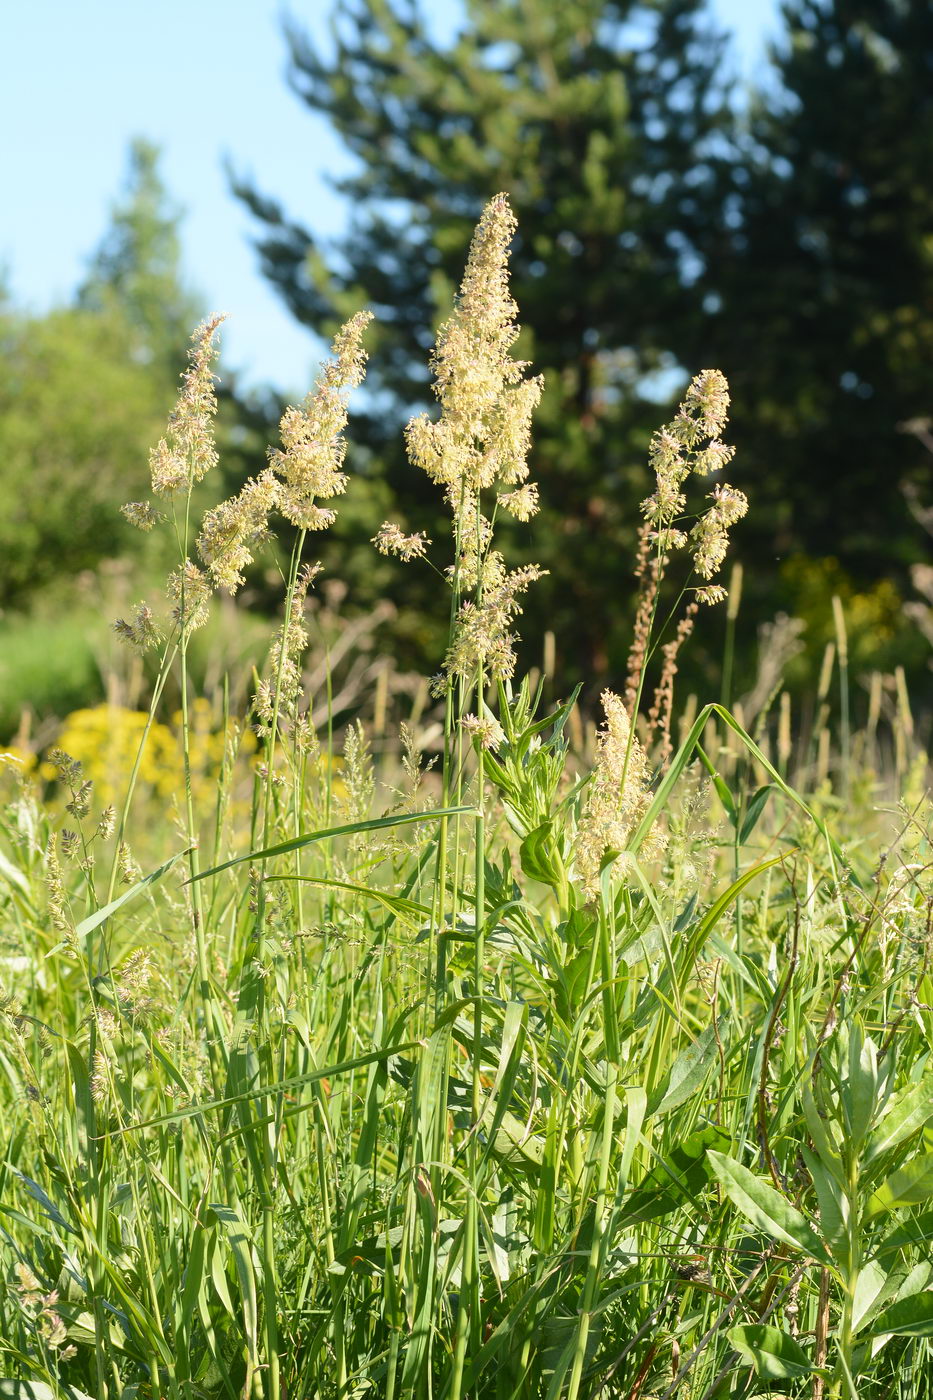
453, 498, 501, 591
121, 501, 161, 531
443, 564, 546, 685
690, 482, 748, 579
626, 370, 743, 714
461, 712, 506, 751
497, 482, 539, 521
575, 691, 664, 901
47, 748, 94, 820
197, 469, 279, 592
340, 720, 374, 824
44, 835, 72, 935
149, 315, 225, 497
405, 195, 543, 503
47, 747, 82, 787
268, 312, 372, 530
695, 584, 728, 606
166, 560, 212, 632
372, 521, 431, 562
399, 197, 546, 690
254, 563, 321, 736
90, 1008, 119, 1106
112, 602, 160, 651
14, 1267, 72, 1356
116, 949, 157, 1020
117, 841, 141, 886
641, 369, 736, 530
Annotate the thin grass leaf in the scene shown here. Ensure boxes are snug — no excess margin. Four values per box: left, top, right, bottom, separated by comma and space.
46, 847, 191, 952
189, 806, 476, 881
99, 1039, 424, 1136
265, 873, 430, 922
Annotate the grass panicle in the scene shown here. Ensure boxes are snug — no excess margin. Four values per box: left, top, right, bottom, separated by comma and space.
0, 198, 930, 1400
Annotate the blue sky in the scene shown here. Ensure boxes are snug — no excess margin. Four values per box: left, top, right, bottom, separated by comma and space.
1, 0, 778, 395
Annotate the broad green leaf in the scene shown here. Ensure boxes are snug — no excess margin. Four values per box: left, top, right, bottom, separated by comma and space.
852, 1259, 888, 1333
803, 1080, 845, 1185
868, 1154, 933, 1216
708, 1151, 833, 1265
801, 1146, 847, 1259
209, 1204, 259, 1364
866, 1081, 933, 1165
878, 1209, 933, 1258
842, 1022, 878, 1146
728, 1324, 816, 1379
872, 1291, 933, 1337
490, 1111, 545, 1170
519, 821, 565, 890
647, 1020, 725, 1118
477, 1001, 530, 1174
620, 1126, 728, 1226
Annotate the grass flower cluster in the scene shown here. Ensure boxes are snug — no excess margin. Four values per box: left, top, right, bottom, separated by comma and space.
0, 197, 930, 1400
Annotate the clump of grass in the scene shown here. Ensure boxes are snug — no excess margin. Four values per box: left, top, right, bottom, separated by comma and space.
0, 197, 931, 1400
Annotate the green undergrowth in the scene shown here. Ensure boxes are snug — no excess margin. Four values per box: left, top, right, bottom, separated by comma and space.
0, 198, 931, 1400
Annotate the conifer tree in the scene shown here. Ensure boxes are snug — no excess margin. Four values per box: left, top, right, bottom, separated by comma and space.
80, 138, 200, 368
234, 0, 738, 676
700, 0, 933, 600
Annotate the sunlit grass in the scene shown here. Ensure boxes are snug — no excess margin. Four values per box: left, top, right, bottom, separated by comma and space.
0, 198, 930, 1400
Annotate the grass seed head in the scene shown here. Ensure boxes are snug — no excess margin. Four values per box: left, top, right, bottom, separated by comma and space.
197, 468, 280, 593
443, 564, 546, 684
149, 314, 225, 497
575, 690, 664, 901
405, 193, 543, 503
166, 559, 212, 632
268, 310, 373, 530
372, 521, 432, 562
112, 601, 160, 650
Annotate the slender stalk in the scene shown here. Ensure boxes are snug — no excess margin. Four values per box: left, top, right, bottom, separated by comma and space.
833, 594, 851, 797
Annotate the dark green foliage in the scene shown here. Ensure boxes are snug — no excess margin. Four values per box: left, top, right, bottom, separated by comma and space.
234, 0, 933, 695
233, 0, 739, 678
0, 305, 167, 608
0, 141, 198, 616
696, 0, 933, 599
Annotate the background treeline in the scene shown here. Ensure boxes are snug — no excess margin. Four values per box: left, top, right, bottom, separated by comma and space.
2, 0, 932, 737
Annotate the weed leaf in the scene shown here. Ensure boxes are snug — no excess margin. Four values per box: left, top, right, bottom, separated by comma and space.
727, 1324, 816, 1379
708, 1151, 833, 1264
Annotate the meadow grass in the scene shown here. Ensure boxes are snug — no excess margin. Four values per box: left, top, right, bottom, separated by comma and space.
0, 198, 931, 1400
